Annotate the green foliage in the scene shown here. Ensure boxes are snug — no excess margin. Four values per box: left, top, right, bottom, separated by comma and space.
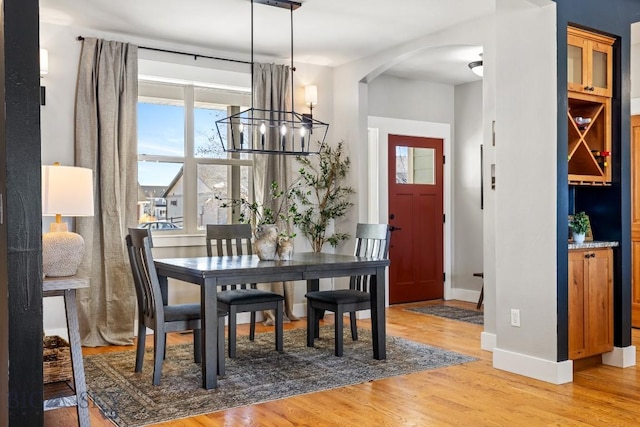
290, 141, 355, 252
215, 181, 298, 238
570, 211, 590, 234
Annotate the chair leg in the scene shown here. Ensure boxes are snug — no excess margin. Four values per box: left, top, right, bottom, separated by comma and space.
334, 307, 344, 357
193, 329, 202, 364
163, 332, 167, 360
314, 307, 320, 338
217, 320, 225, 376
350, 312, 358, 341
307, 301, 315, 347
153, 331, 165, 385
275, 301, 283, 352
135, 323, 146, 372
228, 307, 237, 358
249, 311, 256, 341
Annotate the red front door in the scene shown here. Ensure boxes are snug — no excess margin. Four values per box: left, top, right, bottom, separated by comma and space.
388, 134, 444, 304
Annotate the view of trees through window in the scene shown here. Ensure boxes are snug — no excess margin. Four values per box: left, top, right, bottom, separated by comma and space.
137, 81, 251, 233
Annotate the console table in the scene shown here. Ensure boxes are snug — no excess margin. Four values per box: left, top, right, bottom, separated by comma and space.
43, 276, 90, 427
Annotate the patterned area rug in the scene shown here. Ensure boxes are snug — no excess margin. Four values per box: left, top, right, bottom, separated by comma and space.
406, 305, 484, 325
84, 326, 476, 426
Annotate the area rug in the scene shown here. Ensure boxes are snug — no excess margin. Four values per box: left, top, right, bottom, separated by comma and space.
84, 326, 476, 426
405, 305, 484, 325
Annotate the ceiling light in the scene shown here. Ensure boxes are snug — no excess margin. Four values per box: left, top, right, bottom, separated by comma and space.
215, 0, 329, 155
468, 53, 483, 77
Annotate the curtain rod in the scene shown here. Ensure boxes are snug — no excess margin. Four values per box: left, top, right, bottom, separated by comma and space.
76, 36, 252, 65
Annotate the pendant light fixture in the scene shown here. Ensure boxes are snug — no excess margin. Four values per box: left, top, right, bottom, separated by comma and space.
215, 0, 329, 155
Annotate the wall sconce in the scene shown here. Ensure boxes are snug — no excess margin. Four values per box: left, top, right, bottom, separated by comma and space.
42, 163, 95, 277
40, 48, 48, 105
304, 85, 318, 119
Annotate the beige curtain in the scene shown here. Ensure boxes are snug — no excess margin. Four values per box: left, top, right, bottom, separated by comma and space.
253, 63, 298, 322
253, 63, 291, 210
74, 37, 138, 346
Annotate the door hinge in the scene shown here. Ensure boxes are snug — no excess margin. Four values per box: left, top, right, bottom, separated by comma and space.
443, 272, 446, 282
443, 214, 445, 223
443, 155, 445, 164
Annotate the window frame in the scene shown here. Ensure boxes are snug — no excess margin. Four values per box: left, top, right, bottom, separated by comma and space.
137, 81, 253, 235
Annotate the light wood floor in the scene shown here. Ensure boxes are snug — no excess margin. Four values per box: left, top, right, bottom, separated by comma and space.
44, 300, 640, 426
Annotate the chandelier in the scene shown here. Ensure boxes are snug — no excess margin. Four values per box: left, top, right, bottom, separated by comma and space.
215, 0, 329, 155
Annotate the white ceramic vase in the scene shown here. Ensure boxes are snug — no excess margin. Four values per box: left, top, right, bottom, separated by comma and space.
254, 224, 279, 260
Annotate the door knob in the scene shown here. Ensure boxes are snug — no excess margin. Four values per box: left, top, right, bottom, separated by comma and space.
389, 214, 395, 220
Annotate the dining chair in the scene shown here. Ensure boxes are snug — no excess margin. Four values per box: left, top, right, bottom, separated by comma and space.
205, 223, 284, 358
305, 223, 390, 356
126, 227, 226, 385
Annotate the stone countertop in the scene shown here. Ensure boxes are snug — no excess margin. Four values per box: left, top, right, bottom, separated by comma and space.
568, 240, 619, 250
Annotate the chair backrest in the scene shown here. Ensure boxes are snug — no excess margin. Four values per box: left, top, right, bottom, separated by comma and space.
126, 227, 165, 327
205, 224, 254, 290
351, 223, 391, 292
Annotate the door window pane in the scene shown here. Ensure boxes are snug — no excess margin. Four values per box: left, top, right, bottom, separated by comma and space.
395, 146, 435, 185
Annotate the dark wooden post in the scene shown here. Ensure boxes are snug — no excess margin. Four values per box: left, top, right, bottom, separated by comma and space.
0, 0, 44, 424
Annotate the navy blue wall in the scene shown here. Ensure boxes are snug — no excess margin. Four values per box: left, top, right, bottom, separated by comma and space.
555, 0, 640, 361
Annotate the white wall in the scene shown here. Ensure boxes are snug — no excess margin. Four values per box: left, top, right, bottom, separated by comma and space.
453, 81, 484, 297
631, 33, 640, 113
368, 75, 455, 124
492, 0, 570, 383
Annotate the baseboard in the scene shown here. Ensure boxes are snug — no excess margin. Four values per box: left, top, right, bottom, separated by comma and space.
602, 346, 637, 368
493, 347, 573, 384
451, 288, 481, 305
481, 332, 496, 352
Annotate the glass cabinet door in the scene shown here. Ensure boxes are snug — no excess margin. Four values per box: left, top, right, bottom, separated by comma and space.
567, 27, 613, 97
589, 40, 612, 96
567, 35, 585, 93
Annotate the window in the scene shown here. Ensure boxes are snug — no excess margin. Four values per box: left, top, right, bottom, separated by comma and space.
137, 81, 252, 233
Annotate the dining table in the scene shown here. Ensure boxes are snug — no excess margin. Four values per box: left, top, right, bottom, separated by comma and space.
154, 251, 390, 389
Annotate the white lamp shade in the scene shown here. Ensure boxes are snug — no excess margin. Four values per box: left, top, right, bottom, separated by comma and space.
305, 85, 318, 106
42, 165, 94, 217
40, 49, 49, 76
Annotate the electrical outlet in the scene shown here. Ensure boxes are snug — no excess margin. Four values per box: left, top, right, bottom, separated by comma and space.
510, 309, 521, 327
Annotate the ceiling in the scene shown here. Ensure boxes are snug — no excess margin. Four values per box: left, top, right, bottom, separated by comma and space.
39, 0, 493, 84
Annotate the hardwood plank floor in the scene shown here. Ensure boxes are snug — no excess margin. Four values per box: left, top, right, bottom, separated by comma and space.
44, 300, 640, 426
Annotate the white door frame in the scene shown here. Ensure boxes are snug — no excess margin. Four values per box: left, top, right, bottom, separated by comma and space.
367, 116, 453, 304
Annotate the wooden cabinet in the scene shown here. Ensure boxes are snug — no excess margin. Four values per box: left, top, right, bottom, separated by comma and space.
568, 92, 611, 184
568, 248, 613, 360
568, 27, 613, 97
567, 27, 615, 185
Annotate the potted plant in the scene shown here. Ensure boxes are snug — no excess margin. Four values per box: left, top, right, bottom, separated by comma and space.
215, 181, 298, 260
570, 211, 590, 244
289, 141, 355, 253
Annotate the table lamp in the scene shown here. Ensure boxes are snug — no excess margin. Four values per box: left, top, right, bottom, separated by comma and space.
42, 163, 94, 277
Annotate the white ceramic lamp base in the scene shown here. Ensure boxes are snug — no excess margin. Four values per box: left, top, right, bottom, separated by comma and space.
43, 222, 85, 277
